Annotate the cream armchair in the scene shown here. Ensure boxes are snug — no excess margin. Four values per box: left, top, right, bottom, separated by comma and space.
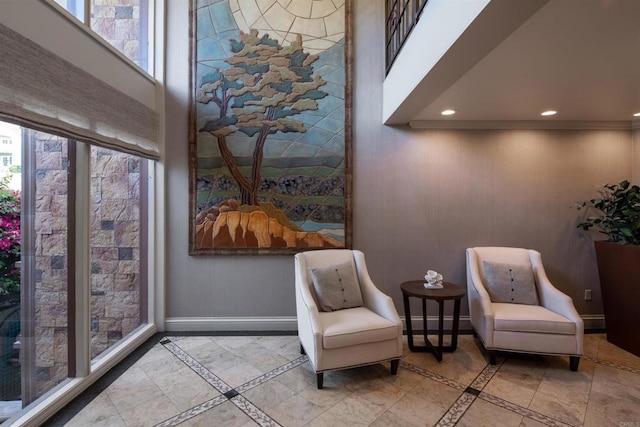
295, 249, 403, 389
466, 247, 583, 371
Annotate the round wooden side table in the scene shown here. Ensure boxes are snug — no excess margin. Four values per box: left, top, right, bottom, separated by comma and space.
400, 280, 466, 362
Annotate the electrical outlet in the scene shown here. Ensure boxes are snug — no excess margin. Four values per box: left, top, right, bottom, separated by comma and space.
584, 289, 592, 301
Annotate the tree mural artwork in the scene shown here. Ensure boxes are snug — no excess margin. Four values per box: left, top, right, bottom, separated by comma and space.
197, 30, 328, 207
192, 28, 347, 251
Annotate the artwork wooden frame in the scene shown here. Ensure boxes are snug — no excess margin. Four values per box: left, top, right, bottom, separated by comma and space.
189, 0, 352, 255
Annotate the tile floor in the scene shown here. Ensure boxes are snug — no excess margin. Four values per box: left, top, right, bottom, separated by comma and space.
47, 333, 640, 426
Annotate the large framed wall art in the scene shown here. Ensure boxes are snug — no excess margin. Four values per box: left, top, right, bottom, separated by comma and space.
189, 0, 352, 254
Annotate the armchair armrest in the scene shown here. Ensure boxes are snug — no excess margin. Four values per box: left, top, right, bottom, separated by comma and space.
529, 252, 582, 325
294, 254, 324, 359
466, 249, 495, 317
353, 251, 401, 325
466, 249, 496, 345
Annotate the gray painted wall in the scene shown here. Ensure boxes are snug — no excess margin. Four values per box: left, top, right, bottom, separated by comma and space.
165, 0, 633, 325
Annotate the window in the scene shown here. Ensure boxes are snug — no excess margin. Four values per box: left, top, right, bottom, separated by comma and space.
53, 0, 84, 21
89, 146, 147, 360
0, 121, 153, 421
48, 0, 151, 73
2, 156, 12, 166
28, 131, 71, 403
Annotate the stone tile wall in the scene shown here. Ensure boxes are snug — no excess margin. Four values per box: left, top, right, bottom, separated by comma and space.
33, 139, 143, 393
90, 0, 145, 69
34, 133, 69, 397
90, 147, 141, 359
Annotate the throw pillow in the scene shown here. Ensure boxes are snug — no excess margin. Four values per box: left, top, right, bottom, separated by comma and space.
482, 261, 539, 305
310, 261, 363, 312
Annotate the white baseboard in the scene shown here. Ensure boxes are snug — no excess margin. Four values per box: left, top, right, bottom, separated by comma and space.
164, 317, 298, 332
403, 315, 605, 332
164, 315, 606, 333
581, 315, 606, 330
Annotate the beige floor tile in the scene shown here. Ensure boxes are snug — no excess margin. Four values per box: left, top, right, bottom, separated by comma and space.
582, 333, 602, 358
519, 417, 550, 427
65, 392, 126, 427
264, 394, 326, 426
528, 390, 588, 426
274, 363, 317, 392
255, 335, 301, 360
323, 364, 391, 391
534, 357, 595, 405
57, 333, 640, 427
135, 343, 172, 367
245, 351, 291, 374
597, 337, 640, 369
382, 364, 429, 392
118, 394, 180, 426
297, 382, 351, 409
180, 401, 254, 427
591, 363, 640, 401
216, 361, 267, 388
583, 363, 640, 427
105, 365, 167, 414
483, 357, 546, 407
370, 410, 418, 427
212, 335, 257, 351
350, 378, 407, 411
224, 340, 274, 361
307, 393, 390, 426
241, 379, 297, 409
386, 377, 462, 425
457, 398, 524, 427
583, 388, 640, 427
188, 345, 245, 374
403, 335, 488, 386
136, 347, 190, 378
168, 335, 223, 353
150, 365, 219, 411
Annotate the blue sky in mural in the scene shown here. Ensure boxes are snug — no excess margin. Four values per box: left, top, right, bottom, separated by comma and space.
196, 0, 345, 164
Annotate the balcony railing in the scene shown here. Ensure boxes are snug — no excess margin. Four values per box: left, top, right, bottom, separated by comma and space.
385, 0, 428, 75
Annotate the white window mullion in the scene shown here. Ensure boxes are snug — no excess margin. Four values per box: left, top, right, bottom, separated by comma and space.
74, 142, 91, 377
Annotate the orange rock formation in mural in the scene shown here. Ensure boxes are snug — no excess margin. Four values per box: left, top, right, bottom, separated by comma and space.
195, 201, 342, 249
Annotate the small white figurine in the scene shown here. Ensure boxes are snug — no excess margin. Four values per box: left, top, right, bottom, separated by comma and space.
424, 270, 444, 289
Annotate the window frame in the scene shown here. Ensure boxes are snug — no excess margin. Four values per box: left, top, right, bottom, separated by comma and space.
41, 0, 155, 80
7, 129, 158, 425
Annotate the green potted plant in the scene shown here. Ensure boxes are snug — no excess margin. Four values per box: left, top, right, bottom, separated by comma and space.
575, 179, 640, 356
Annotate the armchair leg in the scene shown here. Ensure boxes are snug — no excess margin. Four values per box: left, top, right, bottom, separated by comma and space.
316, 373, 323, 389
300, 344, 306, 355
488, 350, 497, 365
390, 359, 399, 375
570, 356, 580, 371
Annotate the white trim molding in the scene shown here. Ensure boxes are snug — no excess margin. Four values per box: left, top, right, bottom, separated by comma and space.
408, 120, 633, 130
164, 314, 606, 334
164, 317, 299, 332
581, 314, 606, 331
404, 314, 605, 332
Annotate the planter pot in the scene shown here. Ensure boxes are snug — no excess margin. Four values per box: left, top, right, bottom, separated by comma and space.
594, 241, 640, 357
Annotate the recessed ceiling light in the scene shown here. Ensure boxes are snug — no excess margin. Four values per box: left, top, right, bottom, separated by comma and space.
633, 112, 640, 117
441, 109, 456, 116
541, 110, 557, 116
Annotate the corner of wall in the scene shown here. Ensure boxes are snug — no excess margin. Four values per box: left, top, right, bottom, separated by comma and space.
633, 127, 640, 185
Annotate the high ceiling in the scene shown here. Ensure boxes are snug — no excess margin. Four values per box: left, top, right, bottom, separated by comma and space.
405, 0, 640, 128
